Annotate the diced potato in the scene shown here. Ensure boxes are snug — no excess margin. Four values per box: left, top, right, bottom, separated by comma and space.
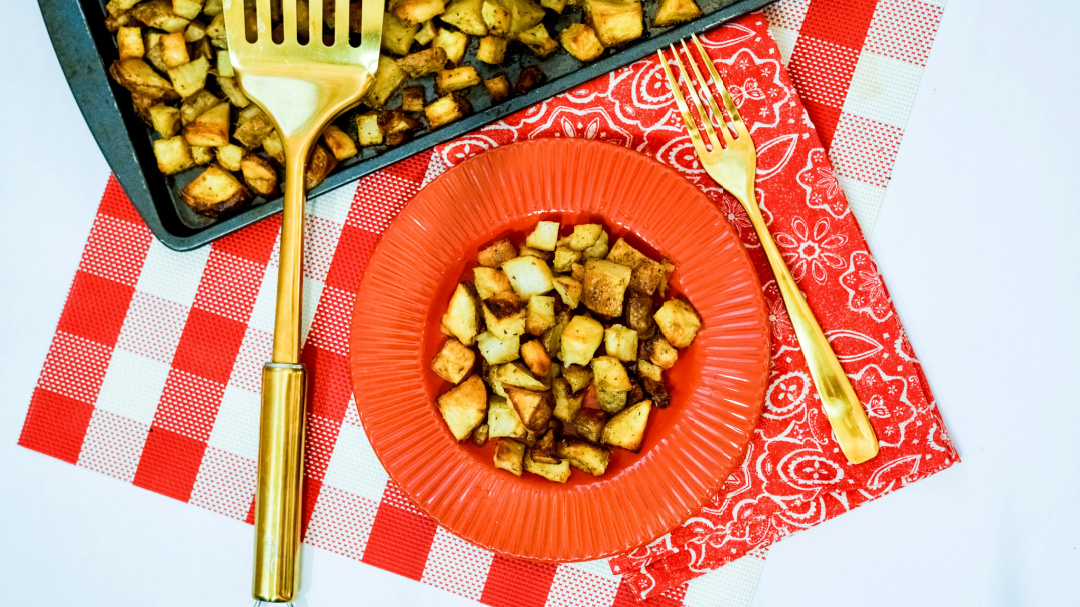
596, 388, 627, 414
493, 438, 526, 475
203, 0, 222, 14
640, 372, 671, 408
560, 23, 605, 62
436, 65, 482, 94
552, 378, 583, 423
432, 338, 477, 383
524, 220, 559, 251
524, 450, 571, 482
433, 28, 468, 63
496, 362, 547, 391
364, 55, 408, 108
637, 359, 663, 382
503, 0, 546, 36
472, 423, 489, 446
604, 325, 638, 362
262, 130, 285, 164
179, 164, 251, 216
582, 259, 632, 317
571, 262, 585, 281
401, 86, 425, 112
183, 21, 206, 42
485, 75, 511, 102
109, 58, 178, 102
520, 339, 551, 377
437, 375, 489, 441
642, 335, 678, 369
531, 427, 560, 463
167, 56, 209, 97
489, 396, 527, 438
553, 247, 580, 273
560, 223, 603, 250
541, 0, 566, 12
562, 363, 593, 393
153, 136, 195, 175
560, 315, 604, 366
240, 153, 279, 196
130, 92, 158, 124
442, 282, 483, 345
556, 438, 610, 475
585, 0, 642, 47
382, 12, 420, 55
205, 13, 227, 48
602, 398, 651, 452
582, 230, 610, 259
654, 299, 702, 348
172, 0, 204, 20
160, 32, 189, 68
541, 311, 570, 356
179, 89, 217, 125
592, 355, 631, 392
415, 19, 438, 45
379, 109, 422, 145
525, 295, 556, 335
321, 125, 358, 160
552, 276, 582, 308
216, 143, 244, 172
572, 408, 606, 443
305, 143, 338, 190
505, 386, 553, 432
483, 291, 527, 339
477, 331, 520, 365
653, 0, 702, 27
477, 36, 508, 64
398, 47, 448, 77
625, 290, 656, 338
607, 238, 662, 294
215, 50, 234, 78
517, 23, 559, 57
502, 256, 554, 299
658, 259, 676, 297
441, 0, 487, 35
477, 239, 517, 268
514, 65, 545, 94
216, 76, 250, 108
520, 246, 553, 261
481, 0, 511, 36
117, 26, 145, 59
183, 101, 229, 147
424, 93, 471, 129
356, 112, 384, 145
149, 104, 180, 138
131, 0, 190, 33
474, 267, 512, 299
391, 0, 446, 24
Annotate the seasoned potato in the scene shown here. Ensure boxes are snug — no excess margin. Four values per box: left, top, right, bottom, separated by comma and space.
553, 246, 581, 273
173, 0, 204, 21
561, 23, 604, 62
167, 56, 210, 97
556, 438, 610, 475
654, 299, 702, 348
582, 259, 632, 316
477, 36, 508, 64
571, 408, 606, 443
485, 75, 511, 102
474, 267, 513, 299
216, 76, 250, 108
483, 291, 527, 339
320, 125, 358, 160
442, 282, 483, 345
379, 109, 422, 146
636, 359, 663, 383
424, 93, 471, 129
356, 112, 383, 146
525, 295, 556, 335
401, 86, 426, 112
233, 108, 275, 148
552, 377, 583, 423
560, 315, 604, 366
432, 338, 477, 383
433, 27, 468, 63
653, 0, 702, 26
149, 103, 181, 137
514, 65, 545, 94
602, 398, 651, 451
625, 290, 656, 338
562, 363, 593, 393
517, 23, 559, 57
437, 375, 489, 440
442, 0, 488, 35
304, 143, 338, 190
131, 0, 190, 33
262, 130, 285, 164
391, 0, 447, 24
582, 230, 610, 259
524, 449, 571, 482
531, 427, 560, 463
117, 26, 145, 59
488, 395, 527, 438
494, 438, 526, 475
502, 0, 546, 36
180, 89, 218, 125
240, 153, 280, 196
160, 32, 189, 67
478, 239, 517, 267
179, 164, 251, 217
585, 0, 642, 47
596, 388, 627, 414
110, 58, 178, 102
505, 386, 553, 432
477, 331, 520, 365
183, 101, 230, 147
398, 47, 448, 77
520, 339, 551, 377
153, 136, 195, 175
502, 256, 554, 299
496, 361, 547, 391
364, 54, 408, 108
436, 65, 482, 93
525, 221, 560, 251
552, 275, 582, 308
541, 0, 566, 12
471, 423, 490, 446
607, 238, 663, 294
481, 0, 511, 35
382, 11, 420, 55
641, 335, 678, 369
541, 310, 570, 356
414, 19, 438, 44
592, 356, 631, 391
604, 324, 638, 361
216, 143, 244, 172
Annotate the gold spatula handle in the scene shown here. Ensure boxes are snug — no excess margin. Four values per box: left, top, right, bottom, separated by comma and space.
253, 362, 307, 602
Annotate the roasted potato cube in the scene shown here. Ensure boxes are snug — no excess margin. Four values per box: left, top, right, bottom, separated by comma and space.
216, 143, 244, 172
441, 0, 488, 35
503, 0, 546, 36
477, 239, 517, 267
477, 36, 508, 64
190, 144, 214, 165
489, 396, 527, 438
117, 26, 145, 59
153, 136, 195, 175
424, 93, 471, 129
505, 386, 553, 432
524, 449, 571, 482
541, 311, 571, 356
474, 267, 512, 299
585, 0, 642, 47
180, 89, 218, 124
607, 238, 662, 294
433, 27, 468, 63
131, 0, 190, 33
653, 0, 702, 26
216, 76, 250, 108
174, 0, 204, 20
160, 32, 189, 67
415, 19, 438, 44
183, 101, 229, 147
436, 65, 482, 94
541, 0, 566, 12
560, 315, 604, 366
557, 438, 610, 475
602, 398, 650, 451
215, 50, 234, 77
443, 282, 483, 346
203, 0, 223, 14
517, 23, 558, 57
304, 143, 337, 190
472, 423, 490, 446
317, 125, 357, 161
110, 58, 178, 102
514, 65, 544, 94
365, 55, 408, 108
524, 220, 559, 251
149, 104, 181, 138
654, 299, 702, 348
520, 246, 553, 261
184, 21, 207, 45
234, 112, 276, 151
502, 256, 554, 299
493, 438, 526, 475
432, 338, 477, 383
552, 276, 582, 308
379, 109, 422, 145
592, 355, 631, 391
483, 291, 527, 339
531, 427, 560, 463
485, 75, 511, 102
391, 0, 446, 24
437, 375, 489, 441
571, 408, 606, 442
382, 12, 420, 55
167, 56, 209, 97
552, 377, 583, 423
582, 259, 632, 316
477, 331, 520, 365
583, 230, 610, 259
571, 262, 585, 281
179, 164, 251, 216
497, 362, 547, 391
596, 388, 626, 414
559, 223, 602, 250
356, 112, 383, 146
240, 153, 279, 196
658, 259, 676, 297
520, 339, 551, 377
401, 86, 426, 112
129, 92, 158, 125
560, 23, 604, 62
562, 363, 593, 393
553, 247, 581, 273
640, 374, 671, 408
398, 47, 448, 77
604, 325, 638, 362
205, 13, 227, 48
642, 335, 678, 369
257, 130, 282, 165
625, 290, 656, 338
525, 295, 556, 336
637, 359, 662, 382
481, 0, 511, 36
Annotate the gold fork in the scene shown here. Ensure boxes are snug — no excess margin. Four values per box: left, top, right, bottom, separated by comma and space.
659, 35, 879, 465
222, 0, 382, 601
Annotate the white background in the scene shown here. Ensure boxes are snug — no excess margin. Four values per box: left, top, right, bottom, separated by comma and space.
2, 0, 1078, 604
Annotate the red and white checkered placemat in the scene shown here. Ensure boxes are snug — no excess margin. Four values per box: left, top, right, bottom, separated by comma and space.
19, 0, 951, 604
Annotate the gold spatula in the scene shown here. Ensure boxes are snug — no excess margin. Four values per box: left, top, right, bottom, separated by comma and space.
221, 0, 382, 601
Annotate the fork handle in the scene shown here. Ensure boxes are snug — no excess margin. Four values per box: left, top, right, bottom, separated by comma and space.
743, 191, 879, 464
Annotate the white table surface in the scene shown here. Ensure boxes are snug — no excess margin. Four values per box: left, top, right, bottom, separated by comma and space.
3, 0, 1079, 605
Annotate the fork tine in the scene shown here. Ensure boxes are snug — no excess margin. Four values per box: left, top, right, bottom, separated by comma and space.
256, 0, 272, 41
223, 0, 247, 47
309, 0, 324, 45
281, 0, 297, 43
658, 49, 710, 159
682, 38, 733, 142
335, 0, 349, 44
692, 34, 748, 136
677, 39, 725, 148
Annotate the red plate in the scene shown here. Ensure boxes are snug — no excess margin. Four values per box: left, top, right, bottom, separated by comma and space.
349, 138, 770, 561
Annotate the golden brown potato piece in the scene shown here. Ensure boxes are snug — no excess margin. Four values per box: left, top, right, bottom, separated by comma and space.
520, 339, 551, 377
216, 76, 251, 108
641, 335, 678, 369
517, 23, 558, 58
379, 109, 422, 145
356, 112, 383, 146
502, 256, 554, 299
391, 0, 446, 24
559, 315, 604, 366
607, 238, 663, 295
216, 144, 245, 172
485, 75, 511, 102
131, 0, 190, 33
205, 13, 227, 48
560, 23, 604, 62
321, 125, 358, 161
482, 0, 511, 36
382, 11, 420, 55
414, 19, 438, 45
525, 295, 556, 335
592, 356, 631, 391
601, 398, 651, 452
585, 0, 643, 47
189, 145, 213, 165
625, 290, 656, 338
471, 423, 490, 446
653, 0, 703, 27
179, 89, 218, 125
262, 130, 285, 164
240, 153, 280, 196
654, 299, 702, 348
552, 377, 583, 423
505, 386, 554, 432
304, 143, 338, 190
559, 223, 602, 250
523, 449, 571, 482
488, 395, 527, 438
541, 0, 566, 12
173, 0, 203, 20
160, 32, 189, 68
477, 35, 508, 64
167, 56, 209, 97
180, 164, 252, 217
531, 427, 560, 463
442, 281, 483, 346
640, 373, 671, 408
596, 388, 627, 414
401, 86, 426, 112
424, 93, 471, 129
433, 28, 468, 63
477, 238, 517, 268
658, 259, 676, 297
183, 101, 229, 147
364, 55, 408, 108
441, 0, 488, 35
149, 104, 180, 138
604, 324, 638, 362
474, 267, 513, 299
437, 374, 489, 441
477, 331, 520, 365
571, 408, 606, 443
153, 136, 195, 175
582, 259, 632, 316
117, 26, 145, 59
502, 0, 546, 36
556, 437, 611, 475
233, 109, 276, 149
436, 65, 482, 94
482, 291, 527, 340
109, 58, 178, 102
432, 338, 477, 384
398, 47, 448, 77
494, 438, 526, 475
562, 363, 593, 393
552, 276, 583, 308
514, 65, 545, 94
